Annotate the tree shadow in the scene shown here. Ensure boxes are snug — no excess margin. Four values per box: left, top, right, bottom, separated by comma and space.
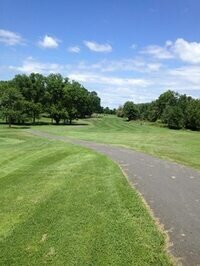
65, 123, 89, 126
0, 121, 89, 127
11, 126, 31, 129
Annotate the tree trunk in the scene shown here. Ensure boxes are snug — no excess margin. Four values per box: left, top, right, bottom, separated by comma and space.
55, 118, 60, 125
8, 116, 11, 128
33, 114, 36, 125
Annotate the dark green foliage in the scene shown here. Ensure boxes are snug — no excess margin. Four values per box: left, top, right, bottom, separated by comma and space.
88, 91, 102, 115
119, 90, 199, 130
50, 105, 68, 125
162, 106, 185, 129
147, 101, 160, 122
0, 73, 101, 126
103, 106, 116, 115
185, 99, 200, 130
23, 101, 42, 124
123, 101, 139, 121
137, 103, 151, 120
157, 90, 178, 120
0, 86, 25, 127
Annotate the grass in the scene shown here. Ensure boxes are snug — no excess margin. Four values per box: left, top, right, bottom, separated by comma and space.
0, 126, 172, 265
32, 115, 200, 169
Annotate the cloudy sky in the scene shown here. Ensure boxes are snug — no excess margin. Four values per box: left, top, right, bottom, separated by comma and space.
0, 0, 200, 107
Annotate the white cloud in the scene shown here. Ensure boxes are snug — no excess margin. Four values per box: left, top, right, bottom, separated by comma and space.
0, 29, 24, 45
76, 58, 162, 73
99, 88, 155, 107
68, 46, 80, 53
141, 38, 200, 64
68, 72, 152, 87
169, 65, 200, 86
68, 72, 153, 107
38, 35, 60, 48
173, 38, 200, 64
141, 43, 174, 59
9, 58, 66, 74
84, 41, 112, 52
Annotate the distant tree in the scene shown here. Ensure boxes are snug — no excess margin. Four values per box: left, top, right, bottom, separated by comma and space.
116, 106, 124, 117
147, 101, 160, 122
103, 107, 111, 114
63, 82, 83, 123
0, 73, 102, 126
123, 101, 139, 121
157, 90, 178, 120
0, 86, 24, 127
13, 73, 46, 123
23, 101, 42, 124
185, 99, 200, 130
137, 103, 151, 120
87, 91, 101, 115
45, 74, 66, 122
102, 107, 117, 115
50, 105, 68, 125
162, 106, 185, 129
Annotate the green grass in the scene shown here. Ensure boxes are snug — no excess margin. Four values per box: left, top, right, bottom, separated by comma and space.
0, 126, 172, 265
32, 115, 200, 169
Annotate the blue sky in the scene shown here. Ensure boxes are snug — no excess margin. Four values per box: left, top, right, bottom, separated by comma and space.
0, 0, 200, 107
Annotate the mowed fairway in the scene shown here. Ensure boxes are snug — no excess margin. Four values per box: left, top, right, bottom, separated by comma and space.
33, 115, 200, 170
0, 126, 172, 265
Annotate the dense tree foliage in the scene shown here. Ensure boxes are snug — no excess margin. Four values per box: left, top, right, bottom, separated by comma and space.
0, 73, 101, 126
118, 90, 200, 131
102, 106, 116, 115
123, 101, 139, 121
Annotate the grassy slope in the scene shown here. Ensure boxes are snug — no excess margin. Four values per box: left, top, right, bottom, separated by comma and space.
33, 115, 200, 169
0, 126, 172, 265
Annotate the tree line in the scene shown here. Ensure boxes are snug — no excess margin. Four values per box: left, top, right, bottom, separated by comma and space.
0, 73, 101, 127
117, 90, 200, 130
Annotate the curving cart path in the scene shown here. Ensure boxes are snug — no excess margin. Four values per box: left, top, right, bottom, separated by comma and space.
29, 130, 200, 266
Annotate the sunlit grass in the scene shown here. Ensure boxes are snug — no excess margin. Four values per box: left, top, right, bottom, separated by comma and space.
0, 126, 172, 265
32, 115, 200, 169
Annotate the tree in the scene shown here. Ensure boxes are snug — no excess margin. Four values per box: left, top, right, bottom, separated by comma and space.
13, 73, 46, 123
45, 74, 66, 122
162, 106, 184, 129
103, 107, 116, 115
103, 107, 111, 114
0, 73, 102, 126
50, 105, 68, 125
23, 101, 42, 124
146, 101, 160, 122
137, 103, 151, 120
157, 90, 178, 120
0, 86, 24, 127
123, 101, 139, 121
185, 99, 200, 130
116, 106, 124, 117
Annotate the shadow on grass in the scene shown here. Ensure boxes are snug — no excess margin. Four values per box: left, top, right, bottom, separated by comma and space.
0, 121, 89, 128
11, 126, 31, 129
31, 121, 89, 126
